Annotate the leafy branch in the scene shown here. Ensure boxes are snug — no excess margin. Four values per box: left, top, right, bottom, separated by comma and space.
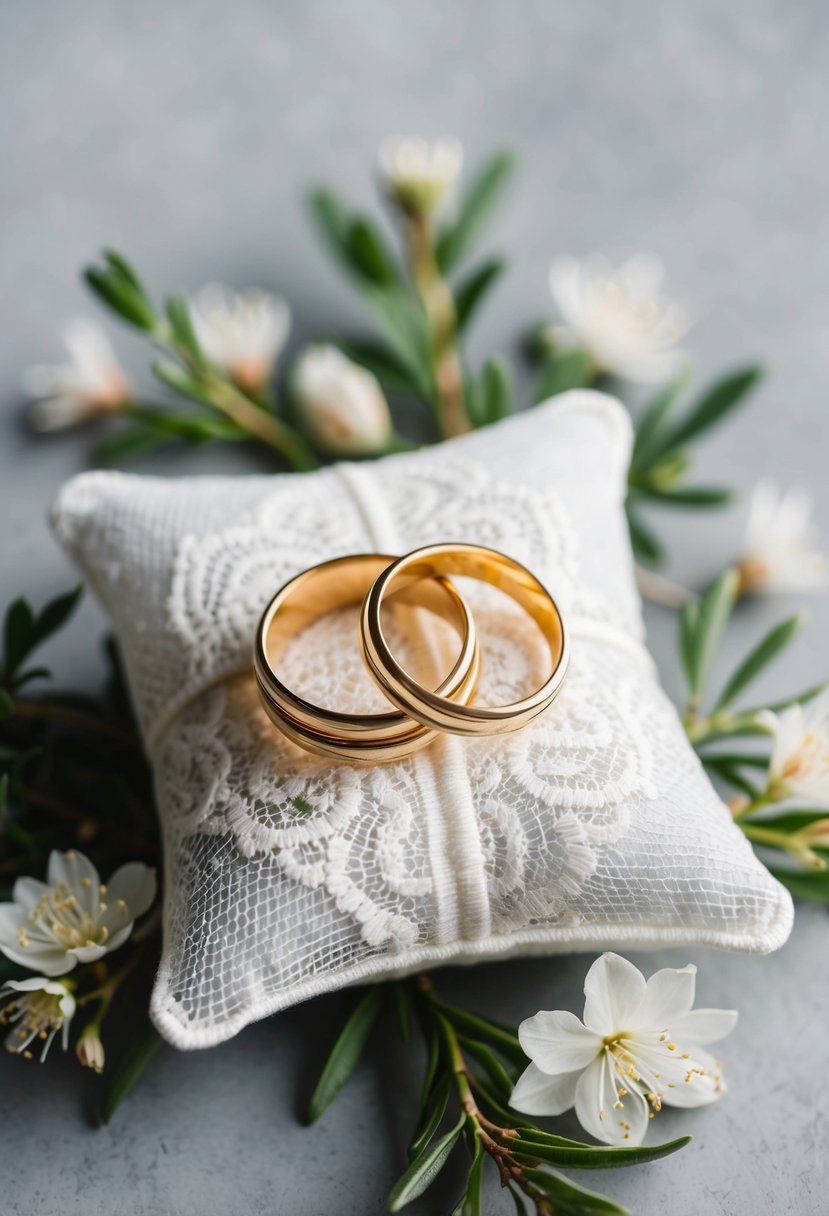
678, 570, 829, 898
83, 251, 317, 469
307, 977, 688, 1216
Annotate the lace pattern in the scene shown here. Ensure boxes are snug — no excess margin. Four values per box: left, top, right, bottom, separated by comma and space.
51, 393, 793, 1048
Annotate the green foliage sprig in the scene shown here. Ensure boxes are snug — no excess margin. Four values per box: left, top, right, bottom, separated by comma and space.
307, 977, 688, 1216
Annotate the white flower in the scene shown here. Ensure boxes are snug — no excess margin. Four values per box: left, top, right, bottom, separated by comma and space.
76, 1022, 106, 1073
24, 319, 131, 431
0, 849, 156, 977
378, 135, 463, 215
738, 481, 827, 596
0, 976, 76, 1062
295, 345, 392, 456
190, 285, 291, 393
548, 254, 690, 384
758, 696, 829, 805
511, 953, 737, 1146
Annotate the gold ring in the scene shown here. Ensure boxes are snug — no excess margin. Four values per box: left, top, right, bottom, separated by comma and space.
254, 554, 481, 762
361, 543, 569, 737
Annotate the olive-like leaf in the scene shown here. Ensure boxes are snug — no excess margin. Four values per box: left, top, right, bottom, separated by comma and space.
522, 1167, 628, 1215
685, 569, 740, 700
345, 218, 400, 287
534, 349, 593, 404
454, 257, 505, 333
84, 266, 156, 331
512, 1132, 691, 1170
165, 296, 205, 369
714, 614, 803, 711
436, 1003, 525, 1068
3, 598, 34, 678
626, 506, 665, 566
409, 1075, 451, 1160
387, 1114, 465, 1211
630, 371, 692, 472
450, 1142, 485, 1216
436, 150, 515, 272
459, 1034, 516, 1097
770, 866, 829, 903
29, 586, 83, 653
99, 1016, 163, 1126
652, 365, 763, 458
307, 987, 383, 1122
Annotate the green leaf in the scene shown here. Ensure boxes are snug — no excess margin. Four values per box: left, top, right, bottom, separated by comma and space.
0, 690, 14, 720
472, 357, 512, 428
3, 599, 34, 678
769, 866, 829, 903
84, 266, 156, 331
630, 371, 691, 472
345, 218, 400, 286
366, 287, 433, 400
714, 614, 803, 711
103, 249, 150, 297
409, 1076, 451, 1160
522, 1168, 628, 1215
94, 425, 169, 464
680, 598, 700, 691
309, 187, 354, 266
750, 810, 829, 834
436, 1003, 525, 1068
744, 681, 828, 716
165, 296, 205, 369
634, 484, 733, 509
339, 341, 421, 396
437, 149, 516, 272
29, 586, 83, 654
512, 1133, 690, 1170
152, 359, 217, 406
626, 507, 665, 566
307, 987, 383, 1122
387, 1114, 464, 1211
534, 349, 593, 404
507, 1186, 530, 1216
454, 257, 505, 333
450, 1142, 485, 1216
685, 569, 740, 700
459, 1035, 516, 1096
99, 1016, 163, 1125
128, 405, 247, 443
653, 365, 763, 458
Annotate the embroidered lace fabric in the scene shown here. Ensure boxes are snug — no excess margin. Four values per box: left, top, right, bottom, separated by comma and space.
52, 392, 792, 1049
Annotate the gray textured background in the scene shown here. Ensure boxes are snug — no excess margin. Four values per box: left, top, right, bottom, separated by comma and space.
1, 2, 827, 1213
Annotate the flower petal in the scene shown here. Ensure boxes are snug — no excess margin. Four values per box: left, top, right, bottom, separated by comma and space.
10, 877, 49, 914
104, 862, 157, 923
4, 976, 55, 994
47, 849, 101, 916
635, 964, 696, 1029
574, 1054, 649, 1146
103, 922, 135, 955
518, 1009, 601, 1074
658, 1047, 724, 1108
0, 938, 75, 975
582, 953, 646, 1034
669, 1008, 738, 1046
510, 1063, 582, 1117
68, 943, 108, 965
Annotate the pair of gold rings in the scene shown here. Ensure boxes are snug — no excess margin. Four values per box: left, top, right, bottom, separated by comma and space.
253, 543, 569, 764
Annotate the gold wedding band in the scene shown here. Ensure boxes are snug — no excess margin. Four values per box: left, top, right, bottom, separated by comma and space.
360, 543, 568, 737
254, 554, 481, 762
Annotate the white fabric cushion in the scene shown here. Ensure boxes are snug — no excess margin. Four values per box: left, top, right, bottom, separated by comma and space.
51, 392, 792, 1049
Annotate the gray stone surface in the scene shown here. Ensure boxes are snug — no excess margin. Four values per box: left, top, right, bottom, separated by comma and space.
0, 1, 827, 1212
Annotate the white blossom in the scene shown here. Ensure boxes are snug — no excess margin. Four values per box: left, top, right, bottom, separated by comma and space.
295, 345, 392, 455
0, 849, 156, 977
738, 481, 827, 596
548, 254, 689, 384
378, 136, 463, 214
24, 319, 131, 431
76, 1022, 106, 1073
0, 976, 76, 1062
511, 953, 737, 1146
190, 285, 290, 393
758, 696, 829, 805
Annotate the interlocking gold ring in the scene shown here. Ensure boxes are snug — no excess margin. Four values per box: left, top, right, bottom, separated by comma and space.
254, 554, 480, 762
361, 543, 568, 737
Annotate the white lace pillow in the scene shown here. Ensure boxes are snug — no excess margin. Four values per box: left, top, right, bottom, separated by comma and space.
51, 392, 792, 1050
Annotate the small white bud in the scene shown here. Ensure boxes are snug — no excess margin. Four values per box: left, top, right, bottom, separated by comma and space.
295, 345, 392, 456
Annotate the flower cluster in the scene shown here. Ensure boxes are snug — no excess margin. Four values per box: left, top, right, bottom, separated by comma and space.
0, 850, 155, 1064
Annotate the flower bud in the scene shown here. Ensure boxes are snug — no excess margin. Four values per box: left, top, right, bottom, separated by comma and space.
378, 136, 463, 216
295, 345, 392, 456
76, 1023, 105, 1073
